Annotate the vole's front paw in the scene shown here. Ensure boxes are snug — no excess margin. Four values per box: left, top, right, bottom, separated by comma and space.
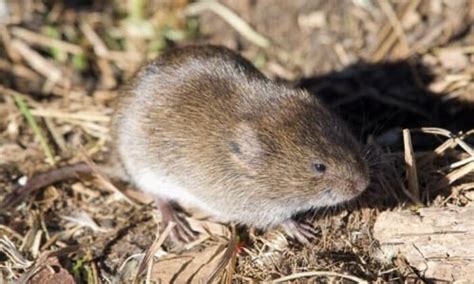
280, 219, 319, 245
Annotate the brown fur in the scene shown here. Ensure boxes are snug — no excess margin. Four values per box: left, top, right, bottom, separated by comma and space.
112, 45, 370, 228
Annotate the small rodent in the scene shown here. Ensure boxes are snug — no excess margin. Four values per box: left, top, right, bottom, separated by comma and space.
113, 45, 370, 242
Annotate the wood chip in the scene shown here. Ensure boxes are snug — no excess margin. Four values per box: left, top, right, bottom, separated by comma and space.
374, 207, 474, 282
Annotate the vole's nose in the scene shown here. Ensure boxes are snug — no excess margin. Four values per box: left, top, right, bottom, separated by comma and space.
347, 174, 369, 196
352, 175, 369, 194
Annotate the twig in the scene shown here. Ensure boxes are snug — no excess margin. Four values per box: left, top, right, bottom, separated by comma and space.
10, 26, 84, 55
0, 236, 33, 270
10, 39, 63, 86
29, 109, 110, 123
440, 182, 474, 205
207, 224, 238, 283
434, 161, 474, 191
78, 146, 138, 207
186, 0, 271, 48
80, 22, 117, 88
44, 117, 68, 154
80, 22, 109, 57
417, 128, 474, 158
371, 0, 421, 61
411, 20, 450, 54
0, 25, 21, 61
418, 130, 473, 167
403, 129, 420, 203
79, 22, 141, 64
134, 222, 175, 283
443, 156, 474, 171
0, 58, 39, 81
378, 0, 410, 57
61, 118, 109, 139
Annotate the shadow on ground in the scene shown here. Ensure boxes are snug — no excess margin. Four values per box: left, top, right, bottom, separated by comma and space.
295, 58, 473, 217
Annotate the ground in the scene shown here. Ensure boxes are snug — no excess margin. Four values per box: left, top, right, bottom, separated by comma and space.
0, 0, 473, 283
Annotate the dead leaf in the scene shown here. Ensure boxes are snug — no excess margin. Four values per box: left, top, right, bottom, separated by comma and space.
151, 243, 226, 283
28, 257, 75, 284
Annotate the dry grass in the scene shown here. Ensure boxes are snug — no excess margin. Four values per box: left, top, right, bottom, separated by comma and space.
0, 0, 473, 282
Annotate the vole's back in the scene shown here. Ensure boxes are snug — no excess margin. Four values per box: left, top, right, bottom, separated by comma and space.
113, 46, 290, 225
113, 45, 369, 229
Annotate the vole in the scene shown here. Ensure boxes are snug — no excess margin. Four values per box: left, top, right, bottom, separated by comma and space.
4, 45, 370, 244
112, 45, 370, 242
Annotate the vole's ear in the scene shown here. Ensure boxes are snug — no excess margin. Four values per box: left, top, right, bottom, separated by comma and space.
229, 122, 262, 169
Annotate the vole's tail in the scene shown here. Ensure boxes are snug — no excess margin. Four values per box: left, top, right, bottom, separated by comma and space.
1, 161, 130, 211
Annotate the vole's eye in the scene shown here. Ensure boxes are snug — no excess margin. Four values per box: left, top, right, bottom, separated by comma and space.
313, 163, 326, 173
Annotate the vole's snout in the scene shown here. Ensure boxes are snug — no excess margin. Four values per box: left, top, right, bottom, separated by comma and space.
351, 175, 369, 195
351, 159, 371, 195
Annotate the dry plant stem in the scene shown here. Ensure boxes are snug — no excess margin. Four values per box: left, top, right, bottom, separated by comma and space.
0, 25, 21, 61
271, 271, 368, 283
446, 157, 474, 170
80, 22, 109, 57
0, 58, 39, 81
185, 0, 270, 48
79, 21, 142, 65
434, 161, 474, 191
417, 128, 474, 157
371, 0, 421, 61
12, 94, 55, 165
80, 22, 117, 88
10, 39, 63, 85
0, 226, 24, 241
134, 222, 175, 284
207, 224, 238, 283
418, 130, 474, 167
78, 147, 138, 206
45, 117, 68, 153
440, 182, 474, 206
0, 236, 33, 269
403, 129, 420, 203
378, 0, 410, 57
10, 26, 84, 55
224, 232, 238, 284
29, 109, 110, 123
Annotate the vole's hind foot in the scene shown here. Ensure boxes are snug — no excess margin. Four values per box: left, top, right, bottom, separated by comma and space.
281, 219, 319, 245
155, 198, 197, 243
